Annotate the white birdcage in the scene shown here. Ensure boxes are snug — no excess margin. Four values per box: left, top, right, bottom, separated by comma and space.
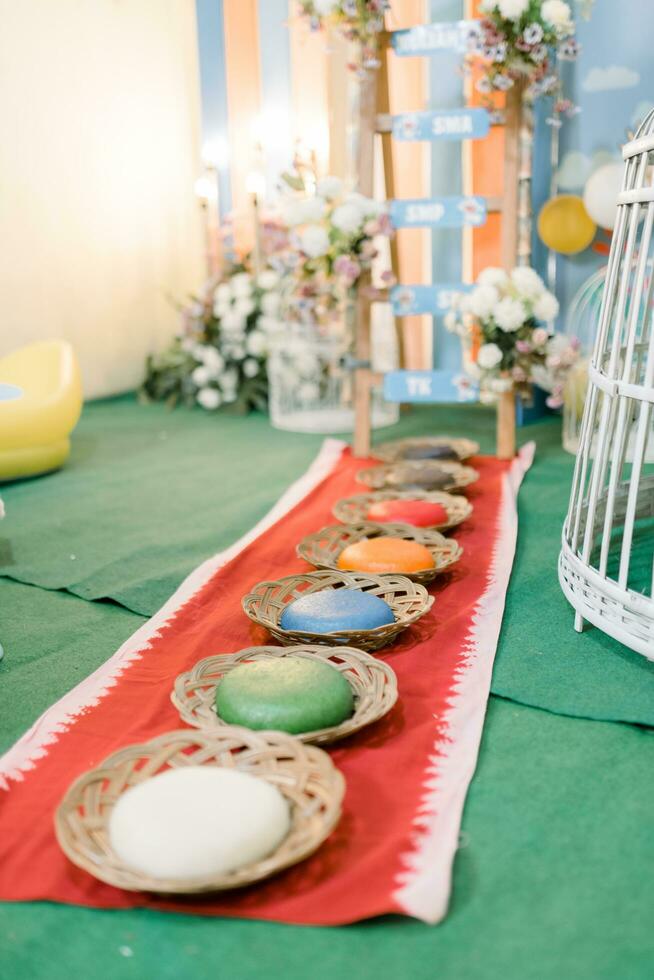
559, 110, 654, 659
561, 266, 606, 455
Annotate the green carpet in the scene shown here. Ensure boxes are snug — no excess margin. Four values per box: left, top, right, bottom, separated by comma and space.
1, 681, 652, 980
1, 395, 652, 725
2, 399, 653, 978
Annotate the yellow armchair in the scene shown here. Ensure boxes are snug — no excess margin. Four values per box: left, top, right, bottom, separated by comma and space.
0, 340, 82, 481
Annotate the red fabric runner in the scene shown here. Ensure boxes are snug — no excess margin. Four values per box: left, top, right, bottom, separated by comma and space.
0, 444, 532, 924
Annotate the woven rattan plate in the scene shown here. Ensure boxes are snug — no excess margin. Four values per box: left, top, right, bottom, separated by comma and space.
297, 522, 462, 586
172, 645, 398, 745
54, 727, 345, 894
371, 436, 480, 463
242, 569, 433, 652
356, 459, 479, 493
332, 490, 473, 531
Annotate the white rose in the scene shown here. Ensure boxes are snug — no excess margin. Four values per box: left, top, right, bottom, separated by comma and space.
317, 175, 343, 199
470, 284, 499, 319
331, 203, 363, 234
246, 329, 267, 356
533, 290, 560, 322
221, 311, 246, 334
479, 388, 499, 405
191, 365, 211, 387
257, 314, 283, 334
199, 347, 225, 373
494, 297, 527, 332
220, 367, 239, 389
300, 224, 330, 258
213, 300, 231, 319
541, 0, 573, 34
242, 358, 259, 378
261, 292, 281, 316
498, 0, 529, 19
257, 270, 279, 290
196, 387, 221, 410
281, 198, 308, 227
301, 197, 327, 222
230, 272, 252, 297
234, 298, 256, 317
477, 343, 504, 370
478, 266, 509, 289
511, 266, 545, 299
214, 283, 232, 304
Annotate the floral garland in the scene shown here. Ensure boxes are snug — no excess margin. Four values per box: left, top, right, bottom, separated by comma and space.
469, 1, 580, 119
446, 266, 579, 407
141, 267, 284, 413
297, 1, 390, 74
274, 173, 394, 328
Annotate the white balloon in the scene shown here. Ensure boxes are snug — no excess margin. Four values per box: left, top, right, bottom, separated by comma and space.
583, 163, 623, 231
109, 766, 290, 880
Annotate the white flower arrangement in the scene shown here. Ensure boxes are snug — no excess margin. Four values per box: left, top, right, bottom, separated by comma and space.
275, 173, 394, 328
142, 267, 284, 413
446, 265, 579, 406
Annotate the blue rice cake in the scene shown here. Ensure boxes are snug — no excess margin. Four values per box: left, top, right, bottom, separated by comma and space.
279, 588, 395, 634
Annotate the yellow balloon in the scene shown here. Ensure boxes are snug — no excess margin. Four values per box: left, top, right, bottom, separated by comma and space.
537, 195, 597, 255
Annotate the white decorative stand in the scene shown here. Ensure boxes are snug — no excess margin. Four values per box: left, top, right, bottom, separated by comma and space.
559, 112, 654, 659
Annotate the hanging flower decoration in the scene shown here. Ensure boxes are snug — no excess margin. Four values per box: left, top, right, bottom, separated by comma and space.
297, 1, 391, 74
141, 267, 285, 413
445, 266, 579, 407
273, 173, 394, 328
468, 1, 581, 121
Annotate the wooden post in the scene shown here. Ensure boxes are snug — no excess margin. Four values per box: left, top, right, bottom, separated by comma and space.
377, 32, 405, 369
352, 70, 377, 457
496, 81, 524, 460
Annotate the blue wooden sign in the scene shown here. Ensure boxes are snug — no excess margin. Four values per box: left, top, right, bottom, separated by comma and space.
384, 370, 479, 404
391, 20, 479, 57
392, 108, 490, 142
390, 196, 487, 229
390, 283, 472, 316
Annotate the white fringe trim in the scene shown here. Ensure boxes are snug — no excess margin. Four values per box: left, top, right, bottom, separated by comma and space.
0, 438, 347, 790
393, 441, 535, 924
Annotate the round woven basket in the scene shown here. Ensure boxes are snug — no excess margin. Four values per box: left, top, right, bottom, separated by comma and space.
172, 645, 398, 745
356, 459, 479, 493
371, 436, 480, 463
296, 522, 462, 586
332, 489, 473, 532
242, 569, 433, 652
54, 727, 344, 894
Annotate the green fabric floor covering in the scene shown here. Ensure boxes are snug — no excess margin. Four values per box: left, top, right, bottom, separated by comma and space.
1, 394, 653, 725
1, 581, 652, 979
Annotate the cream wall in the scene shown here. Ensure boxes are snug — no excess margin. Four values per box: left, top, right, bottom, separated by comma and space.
0, 0, 205, 398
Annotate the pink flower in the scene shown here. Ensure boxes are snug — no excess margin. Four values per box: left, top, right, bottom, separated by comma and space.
333, 255, 361, 284
516, 339, 532, 354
